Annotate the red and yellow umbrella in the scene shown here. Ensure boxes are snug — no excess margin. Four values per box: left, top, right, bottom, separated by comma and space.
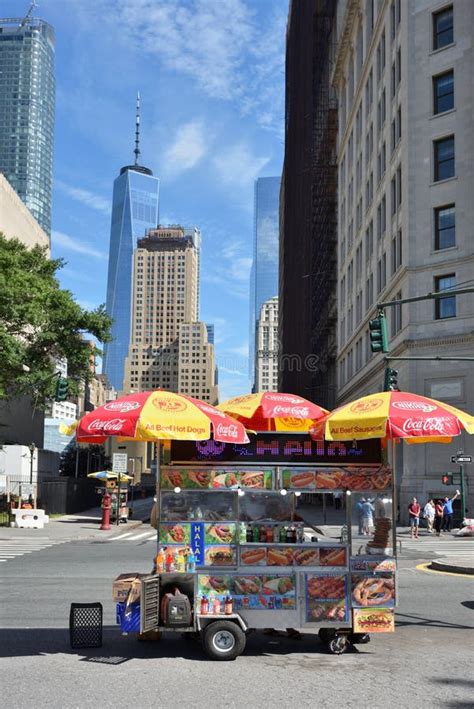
217, 391, 329, 432
75, 390, 249, 444
310, 390, 474, 443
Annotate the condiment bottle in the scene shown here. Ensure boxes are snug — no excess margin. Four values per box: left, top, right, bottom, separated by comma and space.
224, 596, 233, 615
166, 551, 175, 572
200, 596, 209, 615
176, 549, 185, 572
187, 548, 196, 573
155, 548, 165, 573
213, 597, 221, 614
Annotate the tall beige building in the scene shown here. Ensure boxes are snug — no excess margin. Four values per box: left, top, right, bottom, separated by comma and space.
0, 173, 49, 252
332, 0, 474, 517
255, 297, 279, 392
124, 226, 218, 402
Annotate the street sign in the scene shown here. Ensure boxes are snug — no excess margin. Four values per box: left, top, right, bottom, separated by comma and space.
451, 455, 472, 464
112, 453, 128, 473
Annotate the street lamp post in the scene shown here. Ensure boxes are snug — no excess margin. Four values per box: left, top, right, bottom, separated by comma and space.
28, 442, 36, 508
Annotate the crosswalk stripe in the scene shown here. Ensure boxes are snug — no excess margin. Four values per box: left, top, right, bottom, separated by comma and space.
109, 532, 134, 540
129, 531, 155, 540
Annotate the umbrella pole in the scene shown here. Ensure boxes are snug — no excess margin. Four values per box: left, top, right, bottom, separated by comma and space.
391, 439, 397, 557
156, 442, 161, 551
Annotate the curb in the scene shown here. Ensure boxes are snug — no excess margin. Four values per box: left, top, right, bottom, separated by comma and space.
430, 559, 474, 575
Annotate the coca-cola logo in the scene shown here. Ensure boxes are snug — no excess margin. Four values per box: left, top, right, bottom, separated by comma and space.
266, 394, 305, 404
393, 401, 437, 413
401, 417, 453, 435
87, 418, 127, 432
152, 398, 187, 412
350, 399, 384, 414
216, 423, 239, 438
199, 403, 225, 418
103, 401, 140, 413
273, 405, 310, 417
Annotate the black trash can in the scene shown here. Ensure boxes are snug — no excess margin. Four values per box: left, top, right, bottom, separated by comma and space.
69, 602, 103, 649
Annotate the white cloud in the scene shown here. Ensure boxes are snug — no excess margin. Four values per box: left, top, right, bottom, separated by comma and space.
163, 121, 207, 176
55, 180, 111, 215
213, 143, 270, 187
52, 230, 107, 260
85, 0, 285, 134
227, 343, 249, 358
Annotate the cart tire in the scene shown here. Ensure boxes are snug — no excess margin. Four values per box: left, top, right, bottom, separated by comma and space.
327, 634, 348, 655
202, 621, 246, 661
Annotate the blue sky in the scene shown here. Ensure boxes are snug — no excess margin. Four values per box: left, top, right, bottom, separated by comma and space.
5, 0, 287, 399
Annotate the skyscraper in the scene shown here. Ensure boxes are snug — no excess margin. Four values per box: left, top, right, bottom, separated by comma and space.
249, 176, 280, 389
102, 96, 160, 391
0, 12, 55, 236
255, 297, 279, 392
123, 226, 218, 403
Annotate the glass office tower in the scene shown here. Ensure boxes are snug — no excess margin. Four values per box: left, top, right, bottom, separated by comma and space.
249, 176, 280, 388
103, 164, 160, 390
0, 16, 55, 236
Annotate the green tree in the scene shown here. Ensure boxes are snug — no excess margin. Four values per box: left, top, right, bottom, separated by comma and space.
0, 234, 112, 403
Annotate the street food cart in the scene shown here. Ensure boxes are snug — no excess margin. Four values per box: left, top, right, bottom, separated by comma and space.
114, 433, 397, 659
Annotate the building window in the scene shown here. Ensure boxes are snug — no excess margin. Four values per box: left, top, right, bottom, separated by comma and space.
433, 6, 453, 51
365, 221, 373, 260
391, 290, 402, 337
433, 70, 454, 114
435, 274, 456, 319
434, 136, 455, 181
434, 205, 455, 250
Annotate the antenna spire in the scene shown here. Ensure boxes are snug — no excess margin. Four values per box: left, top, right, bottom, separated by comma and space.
134, 92, 141, 166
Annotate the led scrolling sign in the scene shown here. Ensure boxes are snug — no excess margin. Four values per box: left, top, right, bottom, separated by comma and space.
169, 433, 382, 465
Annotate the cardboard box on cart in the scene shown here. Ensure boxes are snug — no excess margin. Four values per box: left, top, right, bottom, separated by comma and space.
113, 573, 143, 603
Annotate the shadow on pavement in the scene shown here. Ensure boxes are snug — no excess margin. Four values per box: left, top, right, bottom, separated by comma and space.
432, 676, 474, 708
395, 611, 474, 630
1, 626, 367, 664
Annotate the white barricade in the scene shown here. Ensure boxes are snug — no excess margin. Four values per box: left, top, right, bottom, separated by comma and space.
10, 508, 49, 529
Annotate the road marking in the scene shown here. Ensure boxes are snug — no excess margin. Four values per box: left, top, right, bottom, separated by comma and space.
0, 538, 70, 563
109, 532, 135, 540
416, 562, 473, 579
130, 531, 155, 540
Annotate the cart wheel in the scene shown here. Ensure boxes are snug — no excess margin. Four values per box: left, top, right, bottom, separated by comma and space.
202, 620, 246, 661
327, 634, 348, 655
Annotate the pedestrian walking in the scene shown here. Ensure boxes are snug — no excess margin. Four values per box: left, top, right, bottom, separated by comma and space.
356, 497, 365, 534
441, 490, 460, 533
361, 499, 375, 535
408, 497, 421, 539
434, 499, 444, 537
423, 499, 435, 533
333, 491, 343, 510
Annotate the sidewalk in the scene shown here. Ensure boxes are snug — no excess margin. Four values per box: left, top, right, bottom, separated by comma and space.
1, 496, 154, 542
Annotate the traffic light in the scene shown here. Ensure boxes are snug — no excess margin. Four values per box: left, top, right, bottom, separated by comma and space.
54, 377, 69, 402
442, 473, 454, 486
384, 367, 399, 392
369, 312, 389, 353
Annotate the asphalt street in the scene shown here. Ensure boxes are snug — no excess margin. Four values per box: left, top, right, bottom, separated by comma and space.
1, 524, 473, 709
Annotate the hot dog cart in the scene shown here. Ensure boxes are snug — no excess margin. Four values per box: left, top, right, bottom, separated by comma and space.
114, 433, 397, 659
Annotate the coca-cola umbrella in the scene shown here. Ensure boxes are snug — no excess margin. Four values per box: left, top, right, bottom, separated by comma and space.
217, 391, 329, 432
75, 390, 249, 444
309, 390, 474, 443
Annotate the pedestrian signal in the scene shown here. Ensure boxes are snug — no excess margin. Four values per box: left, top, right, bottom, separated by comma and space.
441, 473, 453, 486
